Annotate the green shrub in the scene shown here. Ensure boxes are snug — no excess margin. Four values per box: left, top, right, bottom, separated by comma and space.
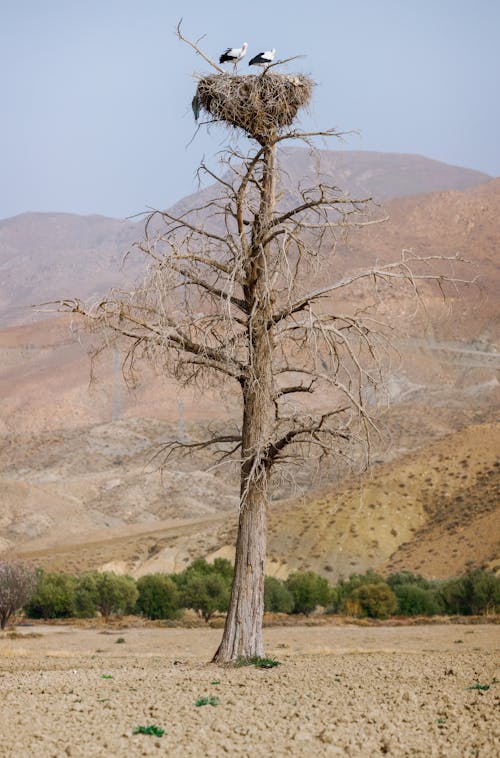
264, 576, 294, 613
387, 570, 434, 590
349, 582, 397, 619
74, 572, 99, 618
285, 571, 332, 615
210, 558, 234, 581
180, 572, 230, 622
173, 558, 233, 622
136, 574, 180, 620
440, 570, 500, 615
92, 572, 138, 619
329, 570, 387, 613
464, 569, 500, 614
182, 558, 233, 580
394, 584, 443, 616
25, 571, 76, 619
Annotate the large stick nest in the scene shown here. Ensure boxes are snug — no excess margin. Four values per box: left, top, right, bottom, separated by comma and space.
196, 73, 313, 143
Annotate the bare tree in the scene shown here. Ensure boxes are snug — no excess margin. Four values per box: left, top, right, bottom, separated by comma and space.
0, 561, 37, 630
59, 30, 471, 661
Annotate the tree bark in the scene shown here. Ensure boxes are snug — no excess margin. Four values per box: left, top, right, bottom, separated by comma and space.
213, 141, 276, 662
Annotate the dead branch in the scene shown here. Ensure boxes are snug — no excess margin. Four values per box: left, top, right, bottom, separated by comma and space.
176, 20, 225, 74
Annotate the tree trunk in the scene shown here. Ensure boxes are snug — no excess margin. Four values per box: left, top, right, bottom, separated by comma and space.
213, 141, 276, 662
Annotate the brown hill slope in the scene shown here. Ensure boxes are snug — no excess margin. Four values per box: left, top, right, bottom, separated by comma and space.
7, 421, 499, 580
0, 212, 140, 326
265, 421, 500, 580
0, 151, 491, 326
350, 177, 500, 309
1, 162, 498, 581
278, 148, 492, 200
1, 178, 499, 434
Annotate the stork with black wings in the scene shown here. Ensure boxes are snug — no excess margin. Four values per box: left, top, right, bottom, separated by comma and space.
219, 42, 248, 73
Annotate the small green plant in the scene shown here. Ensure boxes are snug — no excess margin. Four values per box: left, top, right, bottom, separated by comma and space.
116, 637, 125, 644
100, 674, 113, 679
195, 696, 219, 707
235, 656, 280, 668
211, 680, 221, 685
467, 683, 490, 691
133, 725, 165, 737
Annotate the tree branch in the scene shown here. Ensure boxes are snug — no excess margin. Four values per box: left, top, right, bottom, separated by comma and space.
266, 408, 350, 463
176, 19, 225, 74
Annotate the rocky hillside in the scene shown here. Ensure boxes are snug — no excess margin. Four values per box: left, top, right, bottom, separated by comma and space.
6, 420, 499, 581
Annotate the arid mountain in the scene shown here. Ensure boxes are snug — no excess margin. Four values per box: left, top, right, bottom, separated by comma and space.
0, 151, 492, 326
1, 176, 498, 435
0, 153, 498, 580
6, 420, 499, 581
278, 148, 492, 201
0, 212, 140, 326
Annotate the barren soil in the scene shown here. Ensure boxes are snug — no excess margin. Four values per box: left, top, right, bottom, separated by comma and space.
0, 623, 498, 756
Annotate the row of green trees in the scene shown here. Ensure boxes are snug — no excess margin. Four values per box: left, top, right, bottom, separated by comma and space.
329, 569, 500, 618
8, 561, 498, 624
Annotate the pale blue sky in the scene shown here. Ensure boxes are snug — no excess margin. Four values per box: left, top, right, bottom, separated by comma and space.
1, 0, 499, 220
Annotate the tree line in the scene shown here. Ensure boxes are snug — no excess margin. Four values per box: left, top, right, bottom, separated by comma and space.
1, 559, 499, 629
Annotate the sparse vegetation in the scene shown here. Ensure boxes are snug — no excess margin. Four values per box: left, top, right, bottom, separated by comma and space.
467, 683, 490, 691
235, 656, 281, 668
133, 724, 165, 736
195, 696, 219, 707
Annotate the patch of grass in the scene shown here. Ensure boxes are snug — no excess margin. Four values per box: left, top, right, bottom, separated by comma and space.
235, 656, 281, 669
133, 725, 165, 737
211, 680, 221, 685
467, 683, 490, 691
195, 696, 219, 707
116, 637, 126, 644
100, 674, 113, 679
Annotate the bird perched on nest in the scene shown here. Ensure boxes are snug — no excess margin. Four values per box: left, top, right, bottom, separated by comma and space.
248, 49, 276, 68
219, 42, 248, 73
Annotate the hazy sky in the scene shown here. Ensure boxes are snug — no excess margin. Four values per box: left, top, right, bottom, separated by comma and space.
1, 0, 499, 220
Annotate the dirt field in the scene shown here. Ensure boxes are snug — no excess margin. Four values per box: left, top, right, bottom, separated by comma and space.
0, 623, 498, 756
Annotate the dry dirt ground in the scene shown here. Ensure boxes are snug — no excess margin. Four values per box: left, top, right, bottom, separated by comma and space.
0, 623, 498, 757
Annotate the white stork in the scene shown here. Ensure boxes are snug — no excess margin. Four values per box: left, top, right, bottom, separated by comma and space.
219, 42, 248, 73
248, 49, 276, 68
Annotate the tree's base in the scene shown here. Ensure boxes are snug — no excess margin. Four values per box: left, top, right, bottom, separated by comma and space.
212, 636, 265, 664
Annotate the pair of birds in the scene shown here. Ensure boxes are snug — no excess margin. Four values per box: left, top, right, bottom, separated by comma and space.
219, 43, 275, 72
